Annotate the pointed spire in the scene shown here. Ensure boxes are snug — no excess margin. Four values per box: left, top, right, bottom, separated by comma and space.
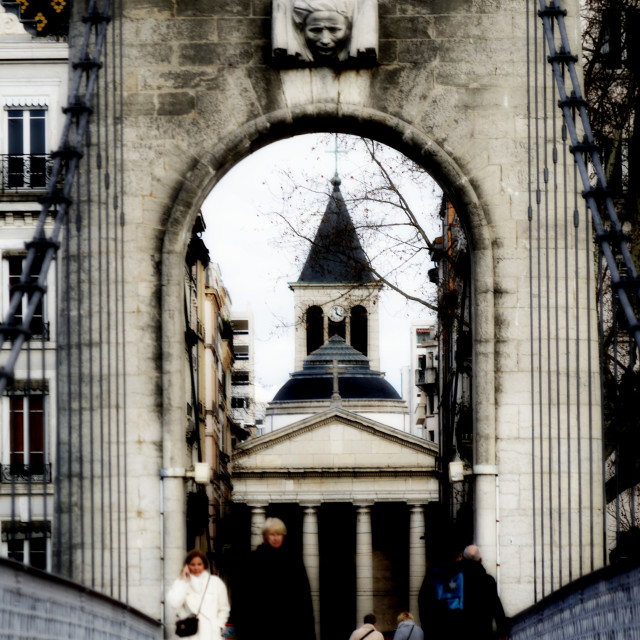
297, 177, 375, 284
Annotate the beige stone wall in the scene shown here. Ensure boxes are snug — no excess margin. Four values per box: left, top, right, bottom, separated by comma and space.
61, 0, 600, 622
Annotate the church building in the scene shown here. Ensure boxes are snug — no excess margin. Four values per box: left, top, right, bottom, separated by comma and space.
230, 176, 439, 639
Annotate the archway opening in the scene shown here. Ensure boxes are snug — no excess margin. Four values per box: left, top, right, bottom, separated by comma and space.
180, 130, 476, 636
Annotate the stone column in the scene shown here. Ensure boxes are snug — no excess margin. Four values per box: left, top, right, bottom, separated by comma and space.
408, 504, 425, 621
355, 504, 374, 624
250, 504, 267, 550
303, 505, 321, 640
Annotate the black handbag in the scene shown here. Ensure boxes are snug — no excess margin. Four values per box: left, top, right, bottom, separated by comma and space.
176, 614, 199, 637
175, 573, 211, 637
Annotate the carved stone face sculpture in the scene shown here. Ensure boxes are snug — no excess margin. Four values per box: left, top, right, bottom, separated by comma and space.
272, 0, 378, 66
303, 10, 352, 61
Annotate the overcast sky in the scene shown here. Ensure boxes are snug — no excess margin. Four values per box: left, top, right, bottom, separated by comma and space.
201, 134, 442, 403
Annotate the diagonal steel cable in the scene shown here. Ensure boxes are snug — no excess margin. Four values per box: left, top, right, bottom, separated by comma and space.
538, 0, 640, 351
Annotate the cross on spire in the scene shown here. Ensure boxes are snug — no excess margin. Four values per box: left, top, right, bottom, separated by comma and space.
325, 134, 347, 179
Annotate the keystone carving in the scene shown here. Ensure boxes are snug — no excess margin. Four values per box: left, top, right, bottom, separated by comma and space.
272, 0, 378, 67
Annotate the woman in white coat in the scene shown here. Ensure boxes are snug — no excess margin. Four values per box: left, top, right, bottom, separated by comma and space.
167, 550, 230, 640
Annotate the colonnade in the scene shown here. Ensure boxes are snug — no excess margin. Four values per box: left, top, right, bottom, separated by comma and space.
248, 502, 426, 636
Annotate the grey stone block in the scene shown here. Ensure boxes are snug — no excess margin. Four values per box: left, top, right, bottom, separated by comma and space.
178, 42, 261, 66
251, 0, 271, 17
397, 40, 438, 64
398, 0, 469, 15
218, 17, 269, 41
135, 18, 219, 43
124, 93, 157, 117
376, 40, 398, 64
380, 16, 434, 40
176, 0, 251, 17
156, 92, 196, 116
123, 43, 175, 66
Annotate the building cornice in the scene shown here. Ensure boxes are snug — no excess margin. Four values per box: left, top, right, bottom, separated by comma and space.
231, 467, 437, 479
289, 281, 383, 291
0, 42, 68, 61
266, 398, 409, 415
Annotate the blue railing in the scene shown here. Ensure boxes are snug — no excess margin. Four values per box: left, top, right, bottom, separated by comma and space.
511, 559, 640, 640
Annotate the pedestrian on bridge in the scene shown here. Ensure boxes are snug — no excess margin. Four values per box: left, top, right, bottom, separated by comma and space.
418, 540, 509, 640
231, 517, 315, 640
392, 612, 423, 640
168, 549, 231, 640
348, 613, 384, 640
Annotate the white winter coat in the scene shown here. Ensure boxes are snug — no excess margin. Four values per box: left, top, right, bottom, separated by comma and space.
167, 571, 230, 640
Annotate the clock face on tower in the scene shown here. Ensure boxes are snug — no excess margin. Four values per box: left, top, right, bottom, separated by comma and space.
328, 305, 346, 322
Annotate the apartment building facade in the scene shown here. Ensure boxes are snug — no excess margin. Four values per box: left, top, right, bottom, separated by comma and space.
0, 6, 68, 570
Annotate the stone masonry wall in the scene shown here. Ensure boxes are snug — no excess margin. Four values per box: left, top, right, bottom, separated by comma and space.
62, 0, 595, 623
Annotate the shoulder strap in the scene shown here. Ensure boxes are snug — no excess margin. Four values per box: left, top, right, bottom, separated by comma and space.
196, 573, 211, 616
406, 625, 414, 640
360, 629, 375, 640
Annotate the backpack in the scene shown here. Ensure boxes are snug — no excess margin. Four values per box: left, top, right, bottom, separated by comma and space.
433, 568, 464, 611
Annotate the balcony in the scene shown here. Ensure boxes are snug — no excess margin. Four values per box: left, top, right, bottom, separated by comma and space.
1, 463, 52, 483
1, 320, 50, 343
416, 367, 437, 386
1, 154, 53, 192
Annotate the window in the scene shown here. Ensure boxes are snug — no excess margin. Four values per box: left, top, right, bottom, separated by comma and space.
4, 254, 47, 339
2, 521, 50, 570
350, 306, 367, 355
328, 318, 346, 340
5, 108, 48, 189
306, 306, 323, 354
233, 319, 249, 335
2, 387, 49, 482
234, 344, 249, 360
232, 373, 250, 386
231, 397, 250, 409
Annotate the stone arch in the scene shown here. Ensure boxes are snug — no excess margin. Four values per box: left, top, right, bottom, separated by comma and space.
161, 106, 497, 574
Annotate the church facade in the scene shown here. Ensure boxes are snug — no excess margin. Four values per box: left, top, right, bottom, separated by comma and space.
231, 176, 438, 638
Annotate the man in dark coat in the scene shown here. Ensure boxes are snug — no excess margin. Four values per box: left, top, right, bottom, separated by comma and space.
232, 517, 315, 640
418, 542, 509, 640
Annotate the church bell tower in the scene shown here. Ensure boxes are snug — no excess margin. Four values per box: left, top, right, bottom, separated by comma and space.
289, 175, 383, 371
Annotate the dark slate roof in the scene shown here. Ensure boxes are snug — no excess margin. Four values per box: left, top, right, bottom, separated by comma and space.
297, 177, 376, 284
271, 335, 401, 402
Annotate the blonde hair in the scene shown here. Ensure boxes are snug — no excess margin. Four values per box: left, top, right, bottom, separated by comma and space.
397, 612, 414, 623
263, 517, 287, 537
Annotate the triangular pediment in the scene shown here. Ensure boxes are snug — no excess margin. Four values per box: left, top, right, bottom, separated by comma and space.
232, 407, 437, 472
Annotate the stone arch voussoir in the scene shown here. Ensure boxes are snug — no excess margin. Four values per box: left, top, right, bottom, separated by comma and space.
161, 105, 496, 475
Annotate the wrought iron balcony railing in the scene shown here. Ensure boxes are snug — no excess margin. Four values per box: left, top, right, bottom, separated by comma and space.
1, 320, 50, 343
0, 154, 53, 192
0, 462, 52, 483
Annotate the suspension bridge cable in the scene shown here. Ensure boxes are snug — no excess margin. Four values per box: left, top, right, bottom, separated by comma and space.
538, 0, 640, 351
527, 0, 539, 603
